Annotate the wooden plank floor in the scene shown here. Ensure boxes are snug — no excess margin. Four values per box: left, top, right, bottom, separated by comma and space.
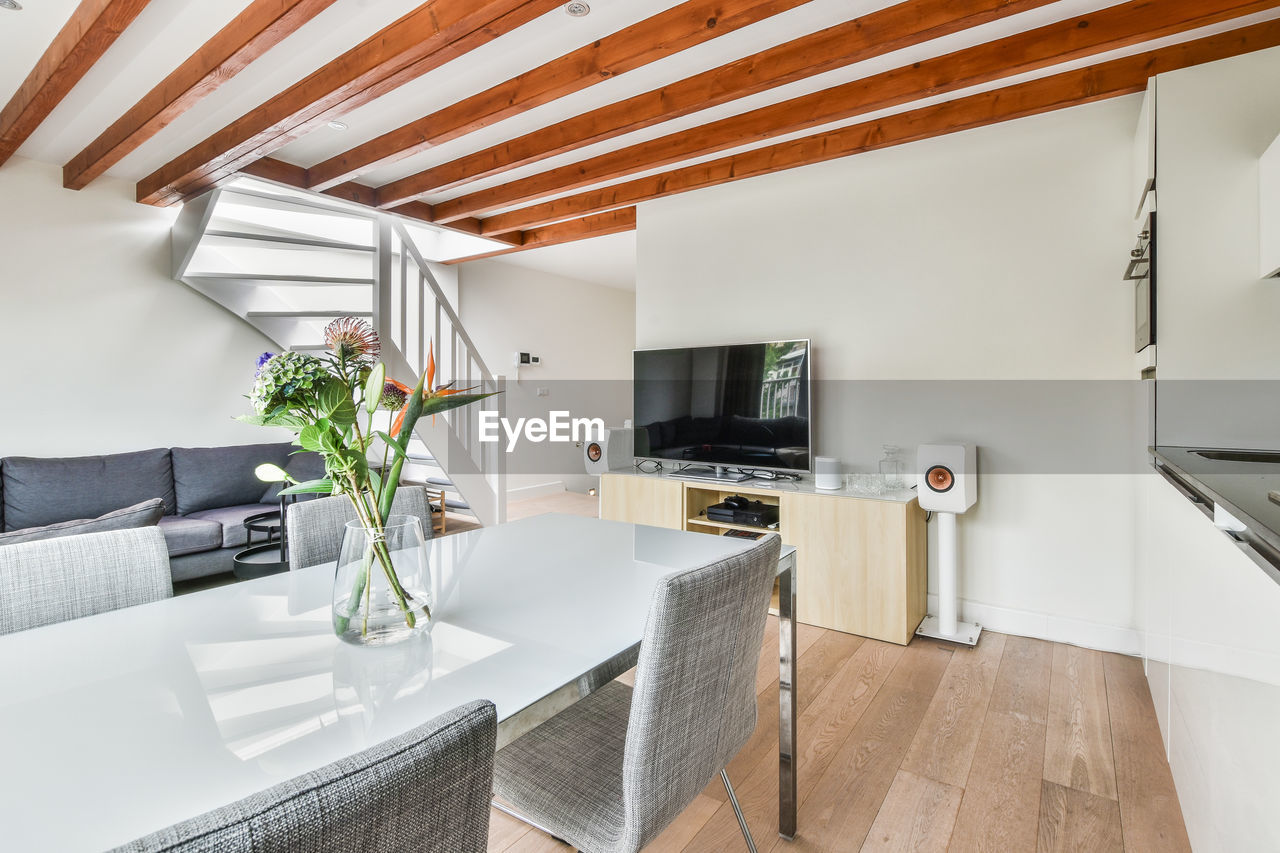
487, 625, 1190, 853
368, 490, 1185, 853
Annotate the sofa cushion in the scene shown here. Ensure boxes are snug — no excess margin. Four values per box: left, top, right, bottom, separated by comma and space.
260, 452, 328, 504
0, 499, 165, 547
157, 516, 223, 557
187, 503, 276, 550
2, 449, 175, 531
171, 443, 293, 516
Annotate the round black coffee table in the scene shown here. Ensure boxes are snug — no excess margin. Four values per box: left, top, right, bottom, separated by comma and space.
233, 510, 289, 579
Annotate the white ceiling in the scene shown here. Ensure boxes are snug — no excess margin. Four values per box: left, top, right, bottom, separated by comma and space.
483, 230, 637, 290
4, 0, 1278, 287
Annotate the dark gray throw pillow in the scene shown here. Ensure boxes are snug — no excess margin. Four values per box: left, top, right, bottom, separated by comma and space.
0, 499, 165, 547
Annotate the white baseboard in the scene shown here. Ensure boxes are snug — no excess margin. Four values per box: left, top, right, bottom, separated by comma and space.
506, 481, 566, 501
927, 594, 1141, 656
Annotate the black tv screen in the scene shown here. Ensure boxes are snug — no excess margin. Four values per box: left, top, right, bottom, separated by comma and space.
633, 340, 811, 473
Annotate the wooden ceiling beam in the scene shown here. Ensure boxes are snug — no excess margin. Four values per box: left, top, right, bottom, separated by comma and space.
433, 0, 1280, 224
64, 0, 339, 190
473, 19, 1280, 235
136, 0, 562, 207
442, 207, 636, 264
377, 0, 1059, 206
237, 158, 521, 245
0, 0, 153, 169
307, 0, 812, 191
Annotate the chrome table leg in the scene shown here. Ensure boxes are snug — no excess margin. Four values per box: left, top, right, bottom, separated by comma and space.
778, 555, 797, 840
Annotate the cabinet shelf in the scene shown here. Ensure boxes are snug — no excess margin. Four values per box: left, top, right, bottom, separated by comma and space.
686, 516, 777, 534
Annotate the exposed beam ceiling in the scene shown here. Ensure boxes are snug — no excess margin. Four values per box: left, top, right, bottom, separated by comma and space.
136, 0, 564, 206
474, 18, 1280, 235
305, 0, 814, 191
6, 0, 1280, 261
0, 0, 153, 169
63, 0, 339, 190
376, 0, 1062, 206
429, 0, 1280, 224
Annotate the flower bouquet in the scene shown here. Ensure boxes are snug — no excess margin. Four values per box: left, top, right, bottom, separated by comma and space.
240, 318, 495, 644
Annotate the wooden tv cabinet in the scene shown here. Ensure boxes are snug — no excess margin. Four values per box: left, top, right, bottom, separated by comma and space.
600, 470, 927, 645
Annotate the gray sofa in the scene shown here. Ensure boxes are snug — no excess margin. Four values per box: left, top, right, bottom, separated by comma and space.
0, 444, 325, 583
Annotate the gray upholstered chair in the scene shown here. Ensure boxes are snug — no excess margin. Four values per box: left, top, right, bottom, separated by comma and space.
494, 535, 782, 853
110, 699, 498, 853
0, 526, 172, 635
286, 487, 433, 571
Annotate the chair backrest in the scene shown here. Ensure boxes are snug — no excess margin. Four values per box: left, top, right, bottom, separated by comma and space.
286, 487, 432, 571
110, 699, 498, 853
0, 526, 172, 636
619, 535, 781, 849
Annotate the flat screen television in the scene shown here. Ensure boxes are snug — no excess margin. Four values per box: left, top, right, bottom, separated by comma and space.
633, 339, 811, 474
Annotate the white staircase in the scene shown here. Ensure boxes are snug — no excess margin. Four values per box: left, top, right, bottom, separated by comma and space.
172, 178, 508, 526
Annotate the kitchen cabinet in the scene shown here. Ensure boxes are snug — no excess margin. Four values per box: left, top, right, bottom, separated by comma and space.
1138, 473, 1280, 852
1132, 77, 1156, 220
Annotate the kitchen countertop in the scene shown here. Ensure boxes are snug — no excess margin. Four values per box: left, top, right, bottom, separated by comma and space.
1152, 446, 1280, 586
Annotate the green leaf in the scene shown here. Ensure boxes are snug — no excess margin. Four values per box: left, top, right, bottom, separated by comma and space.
318, 428, 341, 454
420, 391, 500, 417
375, 431, 409, 461
367, 469, 383, 500
325, 390, 358, 429
317, 379, 349, 417
280, 478, 335, 495
298, 425, 325, 452
378, 370, 429, 521
364, 363, 386, 415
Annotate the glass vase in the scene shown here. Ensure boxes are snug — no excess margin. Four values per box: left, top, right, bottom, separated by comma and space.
332, 514, 432, 647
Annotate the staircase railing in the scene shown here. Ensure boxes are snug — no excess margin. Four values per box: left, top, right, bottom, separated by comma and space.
377, 219, 507, 526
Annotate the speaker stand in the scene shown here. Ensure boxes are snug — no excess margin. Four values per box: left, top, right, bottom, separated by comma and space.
915, 511, 982, 646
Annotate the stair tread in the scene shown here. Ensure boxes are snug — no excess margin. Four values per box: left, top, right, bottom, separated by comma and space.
189, 272, 374, 285
247, 310, 373, 318
203, 230, 375, 252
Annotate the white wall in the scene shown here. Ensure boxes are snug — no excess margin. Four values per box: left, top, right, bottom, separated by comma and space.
457, 259, 635, 495
1138, 47, 1280, 853
637, 96, 1144, 651
0, 157, 286, 456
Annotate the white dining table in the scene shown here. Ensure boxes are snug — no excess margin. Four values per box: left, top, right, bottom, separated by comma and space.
0, 513, 799, 851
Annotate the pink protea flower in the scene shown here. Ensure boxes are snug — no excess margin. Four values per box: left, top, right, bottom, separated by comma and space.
324, 317, 380, 363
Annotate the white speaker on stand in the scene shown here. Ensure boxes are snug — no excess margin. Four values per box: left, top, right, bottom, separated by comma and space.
584, 428, 634, 476
915, 444, 982, 646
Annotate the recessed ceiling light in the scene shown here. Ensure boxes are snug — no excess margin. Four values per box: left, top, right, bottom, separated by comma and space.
565, 2, 589, 16
0, 1, 23, 10
328, 120, 348, 131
